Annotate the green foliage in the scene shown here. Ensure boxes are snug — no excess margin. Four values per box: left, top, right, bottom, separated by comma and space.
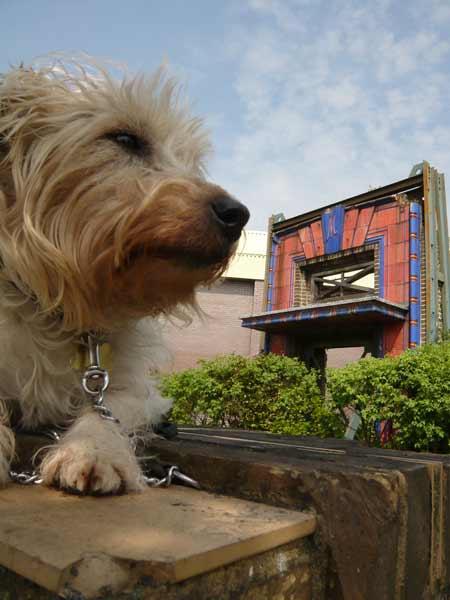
160, 353, 343, 437
327, 342, 450, 452
161, 342, 450, 453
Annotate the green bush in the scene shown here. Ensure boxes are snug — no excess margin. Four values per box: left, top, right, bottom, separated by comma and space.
160, 353, 343, 437
327, 342, 450, 452
161, 342, 450, 453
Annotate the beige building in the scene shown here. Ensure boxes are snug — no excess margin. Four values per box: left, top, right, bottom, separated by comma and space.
162, 230, 267, 371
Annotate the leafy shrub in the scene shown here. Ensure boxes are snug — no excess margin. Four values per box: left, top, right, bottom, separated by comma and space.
327, 342, 450, 452
160, 353, 343, 437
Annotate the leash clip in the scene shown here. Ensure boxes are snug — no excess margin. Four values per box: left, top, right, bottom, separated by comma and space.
143, 465, 200, 489
12, 334, 200, 491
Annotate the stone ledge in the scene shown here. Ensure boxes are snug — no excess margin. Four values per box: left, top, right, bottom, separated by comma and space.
0, 537, 314, 600
0, 483, 315, 599
148, 427, 450, 600
10, 428, 450, 599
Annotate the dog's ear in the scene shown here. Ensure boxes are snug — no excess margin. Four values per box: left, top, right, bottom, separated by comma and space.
0, 66, 56, 143
0, 130, 7, 159
0, 68, 45, 207
0, 73, 11, 207
0, 73, 8, 156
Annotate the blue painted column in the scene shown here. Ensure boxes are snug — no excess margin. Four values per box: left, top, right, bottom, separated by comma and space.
409, 202, 421, 347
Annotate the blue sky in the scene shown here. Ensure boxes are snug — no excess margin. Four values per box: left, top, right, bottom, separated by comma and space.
1, 0, 450, 229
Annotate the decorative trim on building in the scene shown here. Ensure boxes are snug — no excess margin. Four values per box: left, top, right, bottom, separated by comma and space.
365, 235, 385, 298
322, 205, 345, 253
266, 234, 279, 312
409, 202, 421, 347
242, 297, 408, 331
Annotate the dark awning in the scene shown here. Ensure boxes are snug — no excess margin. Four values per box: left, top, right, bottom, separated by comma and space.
241, 296, 408, 334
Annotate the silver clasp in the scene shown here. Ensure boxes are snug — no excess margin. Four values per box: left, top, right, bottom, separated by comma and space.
143, 465, 201, 489
82, 366, 110, 397
81, 335, 119, 423
12, 333, 199, 490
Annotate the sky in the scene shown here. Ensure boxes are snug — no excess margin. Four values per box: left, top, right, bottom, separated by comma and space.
1, 0, 450, 230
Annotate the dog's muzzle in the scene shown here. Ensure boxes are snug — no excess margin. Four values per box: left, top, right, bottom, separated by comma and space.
209, 195, 250, 242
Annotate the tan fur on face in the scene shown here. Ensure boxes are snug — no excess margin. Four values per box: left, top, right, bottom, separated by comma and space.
0, 58, 231, 332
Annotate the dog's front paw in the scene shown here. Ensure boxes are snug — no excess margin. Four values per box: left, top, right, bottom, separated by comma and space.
0, 424, 15, 487
40, 443, 144, 495
0, 461, 10, 488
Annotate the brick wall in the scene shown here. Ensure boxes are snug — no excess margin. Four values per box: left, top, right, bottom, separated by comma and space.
162, 278, 265, 371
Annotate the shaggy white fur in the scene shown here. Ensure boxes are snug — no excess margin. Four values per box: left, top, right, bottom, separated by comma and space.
0, 57, 249, 494
0, 287, 171, 492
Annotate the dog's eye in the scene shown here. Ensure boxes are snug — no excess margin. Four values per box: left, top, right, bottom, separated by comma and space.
105, 131, 149, 156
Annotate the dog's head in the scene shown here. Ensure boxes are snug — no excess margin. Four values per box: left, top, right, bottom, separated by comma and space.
0, 58, 249, 332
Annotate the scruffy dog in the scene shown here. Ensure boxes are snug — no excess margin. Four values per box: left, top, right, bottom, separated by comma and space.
0, 58, 249, 494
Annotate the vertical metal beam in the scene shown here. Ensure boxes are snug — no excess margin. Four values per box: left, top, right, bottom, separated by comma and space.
423, 162, 439, 342
262, 215, 275, 313
409, 161, 425, 176
261, 215, 275, 353
435, 171, 450, 335
262, 213, 284, 312
261, 214, 283, 352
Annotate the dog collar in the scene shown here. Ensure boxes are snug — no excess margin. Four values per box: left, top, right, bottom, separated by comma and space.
72, 340, 113, 372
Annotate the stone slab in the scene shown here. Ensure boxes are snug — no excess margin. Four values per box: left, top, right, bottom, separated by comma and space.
0, 484, 316, 599
0, 538, 314, 600
148, 427, 450, 600
13, 428, 450, 599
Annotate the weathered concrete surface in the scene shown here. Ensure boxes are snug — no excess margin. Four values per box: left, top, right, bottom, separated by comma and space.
0, 483, 315, 598
0, 537, 313, 600
146, 427, 450, 600
10, 429, 450, 599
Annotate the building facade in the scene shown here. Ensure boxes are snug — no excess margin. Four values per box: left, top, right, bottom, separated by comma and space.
163, 230, 267, 370
242, 163, 450, 372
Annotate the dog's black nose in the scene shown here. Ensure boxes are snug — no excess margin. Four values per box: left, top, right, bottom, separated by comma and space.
210, 195, 250, 241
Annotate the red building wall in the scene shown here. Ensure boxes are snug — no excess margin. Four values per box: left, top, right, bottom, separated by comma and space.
269, 199, 411, 356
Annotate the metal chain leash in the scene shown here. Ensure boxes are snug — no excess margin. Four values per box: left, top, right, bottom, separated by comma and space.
10, 430, 61, 485
10, 334, 200, 490
81, 334, 199, 489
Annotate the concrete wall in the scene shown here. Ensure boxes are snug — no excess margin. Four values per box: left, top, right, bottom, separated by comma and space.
162, 278, 265, 371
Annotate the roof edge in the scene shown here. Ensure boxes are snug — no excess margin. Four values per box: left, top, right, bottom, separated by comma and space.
272, 174, 423, 232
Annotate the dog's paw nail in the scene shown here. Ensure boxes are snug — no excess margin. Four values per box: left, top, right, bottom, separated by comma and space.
40, 447, 142, 495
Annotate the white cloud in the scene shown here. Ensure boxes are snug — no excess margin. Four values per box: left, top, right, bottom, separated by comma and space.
246, 0, 308, 33
210, 0, 450, 229
412, 0, 450, 23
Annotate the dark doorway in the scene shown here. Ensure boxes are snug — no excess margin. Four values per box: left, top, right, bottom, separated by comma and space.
287, 333, 379, 391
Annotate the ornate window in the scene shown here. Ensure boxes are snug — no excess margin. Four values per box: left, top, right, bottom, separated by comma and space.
296, 247, 377, 305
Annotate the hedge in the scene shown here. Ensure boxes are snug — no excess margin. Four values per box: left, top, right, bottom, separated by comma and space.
327, 341, 450, 452
160, 352, 343, 437
161, 342, 450, 453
